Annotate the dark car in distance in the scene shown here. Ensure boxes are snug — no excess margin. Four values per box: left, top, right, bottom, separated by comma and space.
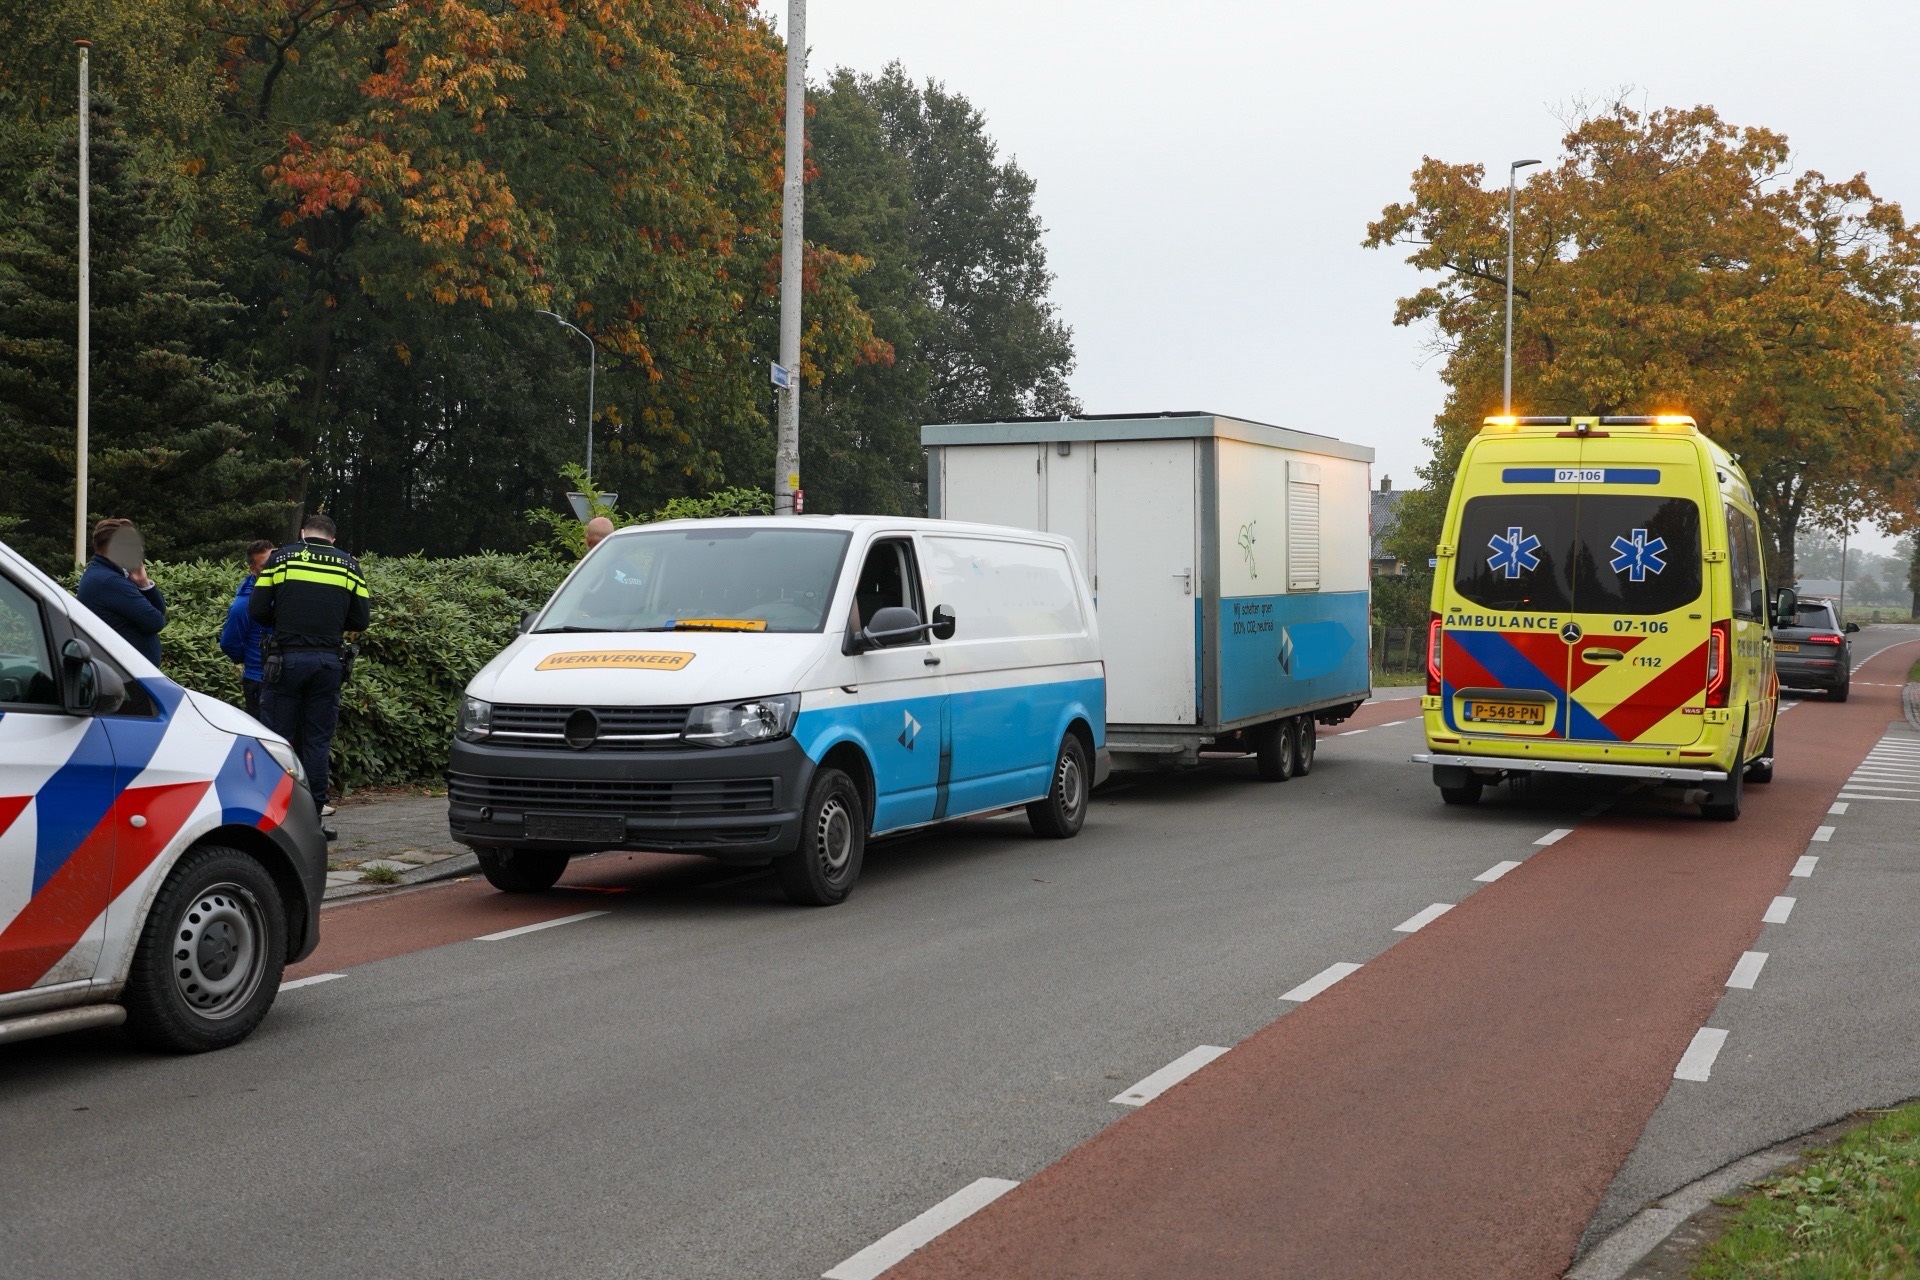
1772, 598, 1858, 700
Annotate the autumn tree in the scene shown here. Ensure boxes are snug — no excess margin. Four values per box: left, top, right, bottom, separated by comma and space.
1366, 104, 1920, 585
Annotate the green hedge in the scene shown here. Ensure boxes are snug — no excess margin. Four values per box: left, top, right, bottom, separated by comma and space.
76, 554, 567, 791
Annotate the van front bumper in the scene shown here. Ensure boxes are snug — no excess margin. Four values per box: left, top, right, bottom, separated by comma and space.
446, 737, 813, 862
1412, 751, 1729, 783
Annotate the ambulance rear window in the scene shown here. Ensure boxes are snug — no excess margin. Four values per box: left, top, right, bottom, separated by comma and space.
1572, 496, 1701, 615
1453, 496, 1575, 611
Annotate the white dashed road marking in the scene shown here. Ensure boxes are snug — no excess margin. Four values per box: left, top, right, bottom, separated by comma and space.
1534, 828, 1574, 846
1827, 802, 1849, 815
1338, 729, 1367, 736
1810, 826, 1835, 842
1727, 951, 1768, 990
1674, 1028, 1730, 1082
1791, 856, 1818, 878
475, 911, 610, 942
1393, 903, 1455, 933
1475, 860, 1523, 883
1110, 1045, 1232, 1106
1763, 896, 1796, 924
823, 1178, 1021, 1280
1280, 962, 1364, 1003
280, 973, 345, 992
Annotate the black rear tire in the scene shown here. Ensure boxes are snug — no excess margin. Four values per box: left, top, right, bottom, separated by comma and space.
1701, 760, 1743, 821
1830, 679, 1850, 703
476, 848, 569, 893
124, 845, 286, 1054
774, 767, 866, 906
1293, 717, 1317, 776
1027, 733, 1090, 838
1439, 781, 1482, 806
1255, 718, 1297, 781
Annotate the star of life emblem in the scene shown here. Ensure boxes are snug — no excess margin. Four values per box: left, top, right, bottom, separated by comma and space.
1609, 528, 1668, 582
1487, 526, 1542, 580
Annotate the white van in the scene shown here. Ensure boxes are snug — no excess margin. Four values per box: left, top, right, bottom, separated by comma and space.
449, 516, 1108, 905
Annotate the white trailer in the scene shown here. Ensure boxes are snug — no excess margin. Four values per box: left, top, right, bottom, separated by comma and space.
923, 412, 1374, 776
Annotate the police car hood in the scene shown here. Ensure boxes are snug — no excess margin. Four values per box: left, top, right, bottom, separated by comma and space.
469, 631, 831, 708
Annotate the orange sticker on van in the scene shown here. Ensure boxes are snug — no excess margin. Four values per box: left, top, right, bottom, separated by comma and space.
534, 651, 695, 671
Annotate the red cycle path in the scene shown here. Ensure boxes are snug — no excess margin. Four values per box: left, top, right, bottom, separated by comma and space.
887, 642, 1920, 1280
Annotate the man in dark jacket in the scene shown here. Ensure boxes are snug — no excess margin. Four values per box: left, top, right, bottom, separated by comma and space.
75, 518, 166, 664
218, 540, 277, 718
250, 514, 370, 834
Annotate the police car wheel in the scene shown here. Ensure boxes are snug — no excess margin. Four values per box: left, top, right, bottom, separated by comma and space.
124, 846, 286, 1054
775, 768, 866, 906
476, 848, 569, 894
1255, 718, 1296, 781
1028, 733, 1090, 839
1293, 717, 1317, 777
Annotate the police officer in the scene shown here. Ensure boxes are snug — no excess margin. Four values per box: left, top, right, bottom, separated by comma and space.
250, 513, 369, 838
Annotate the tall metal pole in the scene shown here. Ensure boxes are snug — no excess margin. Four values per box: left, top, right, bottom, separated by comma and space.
1503, 158, 1540, 417
74, 41, 91, 566
774, 0, 806, 513
535, 309, 596, 484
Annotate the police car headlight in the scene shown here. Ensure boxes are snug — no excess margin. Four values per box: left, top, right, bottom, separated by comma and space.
683, 694, 797, 747
259, 737, 309, 789
457, 695, 493, 742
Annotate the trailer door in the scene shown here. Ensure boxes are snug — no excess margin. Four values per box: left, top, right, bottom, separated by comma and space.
1095, 439, 1198, 725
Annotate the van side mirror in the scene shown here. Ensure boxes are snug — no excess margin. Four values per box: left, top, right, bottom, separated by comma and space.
1773, 588, 1797, 626
517, 610, 538, 635
931, 604, 956, 641
852, 605, 930, 652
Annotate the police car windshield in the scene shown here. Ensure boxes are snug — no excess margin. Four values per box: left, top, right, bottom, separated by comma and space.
1455, 495, 1702, 616
537, 527, 852, 634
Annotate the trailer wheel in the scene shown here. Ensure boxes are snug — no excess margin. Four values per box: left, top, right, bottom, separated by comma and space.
1255, 719, 1296, 781
1293, 717, 1316, 776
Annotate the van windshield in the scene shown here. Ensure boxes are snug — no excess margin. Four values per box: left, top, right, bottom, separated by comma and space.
1455, 494, 1702, 616
537, 527, 851, 634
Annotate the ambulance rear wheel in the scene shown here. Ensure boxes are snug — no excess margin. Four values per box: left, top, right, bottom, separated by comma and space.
1255, 719, 1297, 781
476, 848, 569, 893
1701, 763, 1743, 822
1745, 724, 1775, 784
1437, 769, 1482, 806
124, 845, 286, 1054
1293, 717, 1317, 776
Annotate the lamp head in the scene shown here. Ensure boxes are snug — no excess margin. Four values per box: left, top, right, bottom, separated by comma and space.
1511, 158, 1543, 171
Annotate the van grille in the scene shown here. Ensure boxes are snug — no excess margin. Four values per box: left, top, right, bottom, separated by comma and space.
447, 773, 777, 815
486, 704, 689, 750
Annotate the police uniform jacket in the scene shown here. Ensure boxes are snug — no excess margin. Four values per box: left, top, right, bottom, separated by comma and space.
248, 539, 370, 650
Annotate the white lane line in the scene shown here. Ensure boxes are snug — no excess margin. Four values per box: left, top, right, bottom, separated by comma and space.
280, 972, 345, 991
1393, 902, 1455, 933
1727, 951, 1768, 990
1378, 719, 1412, 728
1828, 802, 1849, 815
1475, 860, 1523, 883
823, 1178, 1020, 1280
1791, 855, 1819, 878
1110, 1045, 1231, 1106
1763, 896, 1796, 924
1674, 1028, 1730, 1082
1338, 729, 1367, 736
1810, 825, 1835, 842
1534, 828, 1574, 847
1280, 961, 1363, 1003
1837, 792, 1920, 802
475, 910, 610, 942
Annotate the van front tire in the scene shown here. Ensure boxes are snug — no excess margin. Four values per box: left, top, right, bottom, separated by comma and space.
476, 848, 569, 893
775, 767, 866, 906
1028, 733, 1090, 839
124, 845, 286, 1054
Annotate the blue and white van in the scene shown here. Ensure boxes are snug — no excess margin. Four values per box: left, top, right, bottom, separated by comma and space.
449, 516, 1108, 904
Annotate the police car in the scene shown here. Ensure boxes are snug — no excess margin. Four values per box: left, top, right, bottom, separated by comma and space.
0, 539, 327, 1052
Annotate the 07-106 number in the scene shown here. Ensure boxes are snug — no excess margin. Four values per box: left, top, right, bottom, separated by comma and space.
1613, 619, 1668, 633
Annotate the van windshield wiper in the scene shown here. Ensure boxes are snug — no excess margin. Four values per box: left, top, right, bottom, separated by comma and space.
533, 625, 616, 633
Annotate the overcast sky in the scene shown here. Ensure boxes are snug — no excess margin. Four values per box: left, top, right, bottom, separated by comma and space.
803, 0, 1918, 553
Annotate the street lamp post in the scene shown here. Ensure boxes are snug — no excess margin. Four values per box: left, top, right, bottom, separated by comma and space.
1504, 157, 1541, 416
535, 309, 597, 485
773, 0, 806, 513
74, 41, 91, 566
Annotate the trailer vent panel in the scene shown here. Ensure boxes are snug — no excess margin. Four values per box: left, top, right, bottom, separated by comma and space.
1288, 480, 1321, 591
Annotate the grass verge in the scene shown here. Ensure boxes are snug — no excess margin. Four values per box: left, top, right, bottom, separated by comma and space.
1907, 656, 1919, 684
1693, 1100, 1920, 1278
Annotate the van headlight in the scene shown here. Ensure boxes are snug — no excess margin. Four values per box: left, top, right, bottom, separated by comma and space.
457, 695, 493, 742
258, 737, 309, 789
683, 694, 798, 747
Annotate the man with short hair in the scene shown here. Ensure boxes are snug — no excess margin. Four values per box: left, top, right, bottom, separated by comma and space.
76, 518, 167, 663
218, 539, 277, 718
584, 516, 615, 552
250, 514, 369, 837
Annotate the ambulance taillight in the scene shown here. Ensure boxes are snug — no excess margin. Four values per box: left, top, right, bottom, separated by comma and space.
1426, 612, 1444, 696
1705, 620, 1733, 707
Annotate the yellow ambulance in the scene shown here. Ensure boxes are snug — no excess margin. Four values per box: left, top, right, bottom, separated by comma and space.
1414, 415, 1784, 820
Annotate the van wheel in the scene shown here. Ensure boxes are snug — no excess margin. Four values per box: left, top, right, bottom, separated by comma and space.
476, 848, 569, 893
1439, 781, 1482, 806
775, 767, 866, 906
1255, 718, 1297, 781
1028, 733, 1090, 838
124, 845, 286, 1054
1701, 763, 1743, 821
1745, 724, 1775, 784
1293, 717, 1317, 776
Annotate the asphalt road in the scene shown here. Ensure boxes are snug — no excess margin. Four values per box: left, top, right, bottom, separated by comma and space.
0, 648, 1912, 1279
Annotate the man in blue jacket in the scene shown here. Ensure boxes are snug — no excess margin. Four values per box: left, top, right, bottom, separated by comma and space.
219, 540, 277, 718
75, 518, 167, 665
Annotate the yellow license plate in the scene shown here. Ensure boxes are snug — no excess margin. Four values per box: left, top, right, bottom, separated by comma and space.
1466, 701, 1547, 725
1774, 643, 1799, 653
